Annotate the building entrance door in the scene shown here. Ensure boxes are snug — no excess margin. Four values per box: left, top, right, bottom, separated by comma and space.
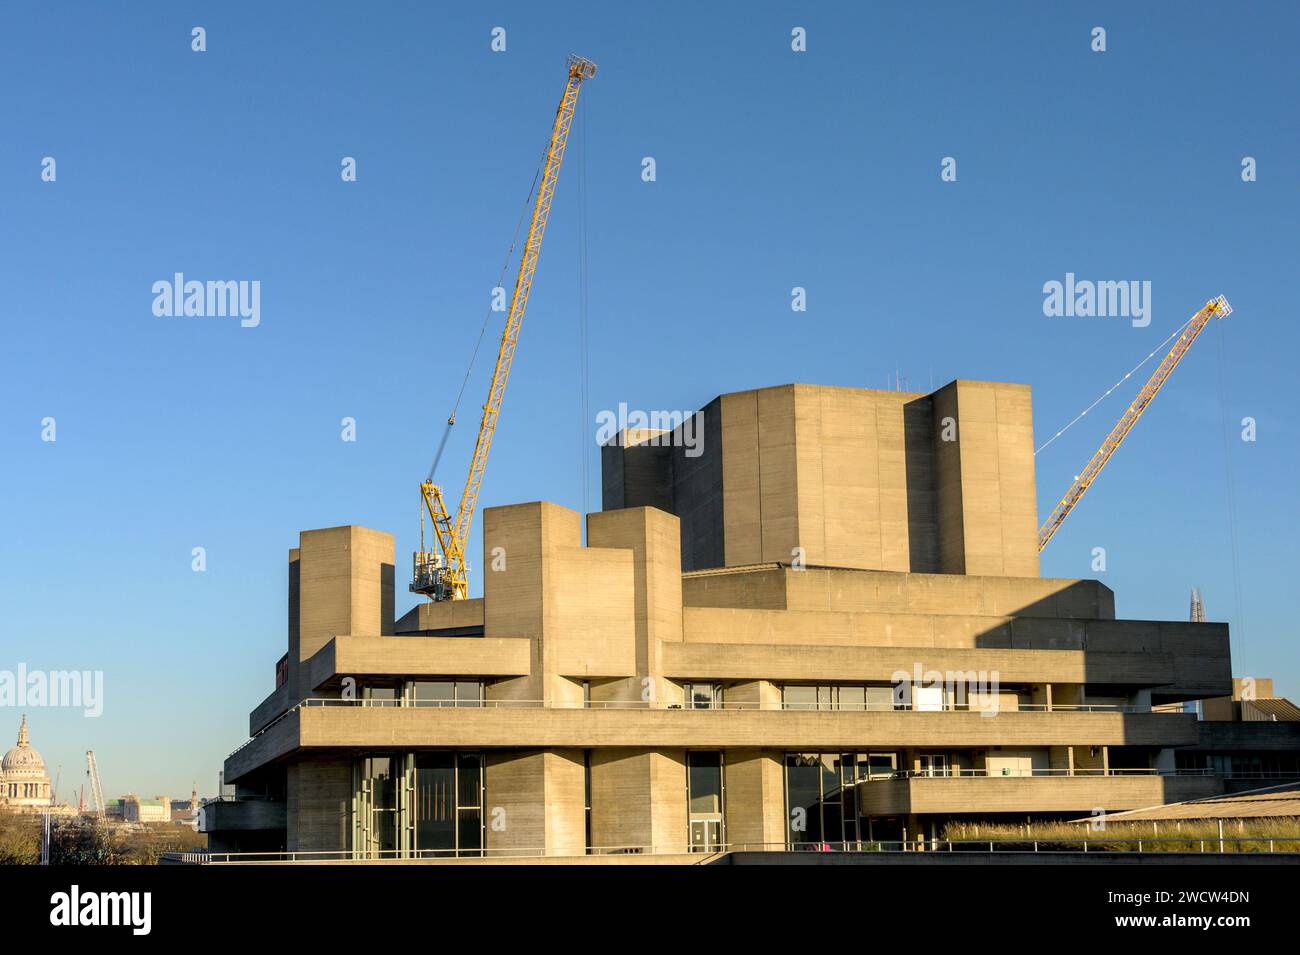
689, 816, 723, 852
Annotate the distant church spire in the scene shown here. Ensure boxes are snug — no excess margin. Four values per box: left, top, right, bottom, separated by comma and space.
17, 714, 28, 746
1190, 587, 1206, 623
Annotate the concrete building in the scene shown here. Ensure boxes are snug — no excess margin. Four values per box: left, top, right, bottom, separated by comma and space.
1177, 678, 1300, 788
207, 380, 1294, 859
118, 794, 172, 824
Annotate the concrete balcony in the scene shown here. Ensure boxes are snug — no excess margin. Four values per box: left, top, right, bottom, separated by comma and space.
223, 699, 1199, 782
858, 772, 1224, 816
199, 798, 286, 833
250, 683, 290, 736
1196, 720, 1300, 752
670, 620, 1232, 699
305, 635, 533, 691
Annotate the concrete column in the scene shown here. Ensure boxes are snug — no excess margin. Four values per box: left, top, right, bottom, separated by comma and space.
286, 757, 351, 853
723, 749, 786, 849
725, 680, 781, 710
484, 749, 586, 857
931, 381, 1039, 577
290, 526, 395, 705
587, 506, 683, 706
484, 502, 637, 706
588, 749, 687, 853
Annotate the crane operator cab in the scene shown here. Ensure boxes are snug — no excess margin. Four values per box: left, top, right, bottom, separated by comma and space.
410, 550, 452, 601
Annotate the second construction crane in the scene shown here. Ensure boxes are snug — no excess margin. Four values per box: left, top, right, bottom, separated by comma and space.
412, 55, 597, 601
86, 750, 105, 819
1038, 294, 1232, 551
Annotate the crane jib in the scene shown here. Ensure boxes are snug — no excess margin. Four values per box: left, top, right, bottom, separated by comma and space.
412, 56, 598, 601
1037, 295, 1231, 552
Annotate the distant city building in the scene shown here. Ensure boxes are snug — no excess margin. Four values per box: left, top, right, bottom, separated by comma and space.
170, 786, 201, 825
0, 715, 53, 813
117, 793, 171, 823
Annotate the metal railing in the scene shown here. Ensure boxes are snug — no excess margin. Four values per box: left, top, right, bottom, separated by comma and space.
167, 836, 1300, 865
867, 767, 1300, 781
290, 697, 1161, 714
871, 767, 1218, 780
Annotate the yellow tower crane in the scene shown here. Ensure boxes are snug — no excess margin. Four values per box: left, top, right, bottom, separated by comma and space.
412, 54, 597, 601
1037, 294, 1232, 551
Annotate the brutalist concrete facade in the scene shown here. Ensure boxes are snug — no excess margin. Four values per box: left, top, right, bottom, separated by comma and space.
208, 381, 1285, 860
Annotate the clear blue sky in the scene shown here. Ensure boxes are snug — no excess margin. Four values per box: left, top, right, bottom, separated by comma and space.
1, 2, 1296, 798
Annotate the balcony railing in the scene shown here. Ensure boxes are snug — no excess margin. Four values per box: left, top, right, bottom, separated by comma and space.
293, 697, 1161, 713
865, 767, 1219, 781
880, 768, 1300, 782
165, 836, 1300, 865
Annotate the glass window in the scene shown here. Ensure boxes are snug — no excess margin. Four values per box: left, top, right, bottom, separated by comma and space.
784, 685, 817, 711
408, 751, 483, 857
366, 756, 399, 810
363, 685, 400, 708
838, 686, 866, 711
458, 809, 482, 853
410, 681, 455, 707
819, 755, 842, 841
455, 680, 483, 708
914, 685, 945, 712
687, 751, 723, 815
362, 754, 401, 855
457, 753, 482, 807
685, 683, 719, 709
785, 754, 823, 845
864, 752, 898, 779
583, 749, 593, 852
865, 685, 895, 711
413, 753, 455, 853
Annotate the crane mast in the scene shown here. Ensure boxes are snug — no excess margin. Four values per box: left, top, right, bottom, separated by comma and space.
413, 54, 597, 601
86, 750, 106, 819
1037, 294, 1232, 551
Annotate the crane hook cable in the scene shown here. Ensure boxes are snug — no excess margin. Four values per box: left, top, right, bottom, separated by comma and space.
426, 138, 552, 483
1034, 314, 1196, 456
577, 92, 590, 516
1216, 322, 1246, 649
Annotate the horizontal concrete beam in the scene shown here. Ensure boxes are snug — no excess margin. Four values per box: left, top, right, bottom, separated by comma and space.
858, 774, 1222, 816
682, 564, 1116, 619
1195, 721, 1300, 752
662, 641, 1175, 686
226, 708, 1198, 758
680, 610, 1230, 697
201, 799, 287, 832
250, 684, 289, 736
225, 709, 301, 783
306, 635, 533, 690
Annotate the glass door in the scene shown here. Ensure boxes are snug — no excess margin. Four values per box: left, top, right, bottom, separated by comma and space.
687, 751, 725, 852
689, 817, 723, 851
355, 754, 401, 858
919, 754, 950, 777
